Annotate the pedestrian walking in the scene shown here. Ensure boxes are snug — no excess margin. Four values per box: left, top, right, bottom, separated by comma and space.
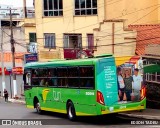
4, 89, 9, 102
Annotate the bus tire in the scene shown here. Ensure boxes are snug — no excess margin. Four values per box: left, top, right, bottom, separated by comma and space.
67, 102, 76, 121
35, 102, 43, 114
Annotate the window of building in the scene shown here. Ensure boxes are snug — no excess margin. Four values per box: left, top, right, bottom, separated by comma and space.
74, 0, 97, 15
87, 34, 94, 49
44, 33, 56, 48
29, 33, 36, 42
43, 0, 63, 16
63, 34, 82, 48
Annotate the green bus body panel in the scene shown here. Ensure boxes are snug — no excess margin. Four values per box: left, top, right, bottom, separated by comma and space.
24, 58, 99, 68
25, 87, 97, 115
24, 57, 146, 116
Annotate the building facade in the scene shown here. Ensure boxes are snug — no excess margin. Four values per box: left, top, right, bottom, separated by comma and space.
23, 0, 139, 61
0, 18, 27, 97
105, 0, 160, 25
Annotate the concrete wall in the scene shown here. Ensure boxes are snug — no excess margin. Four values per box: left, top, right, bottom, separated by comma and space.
105, 0, 159, 25
0, 75, 24, 97
94, 20, 137, 56
1, 27, 26, 67
2, 27, 26, 52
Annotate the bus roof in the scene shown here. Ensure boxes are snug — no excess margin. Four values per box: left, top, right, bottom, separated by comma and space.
24, 54, 114, 68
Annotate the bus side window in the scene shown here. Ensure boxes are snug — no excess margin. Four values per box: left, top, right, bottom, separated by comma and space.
79, 66, 94, 89
32, 69, 39, 86
47, 68, 57, 87
23, 73, 26, 85
26, 73, 31, 86
68, 67, 79, 88
57, 68, 68, 87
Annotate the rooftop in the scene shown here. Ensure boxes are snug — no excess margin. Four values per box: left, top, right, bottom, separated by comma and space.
129, 24, 160, 55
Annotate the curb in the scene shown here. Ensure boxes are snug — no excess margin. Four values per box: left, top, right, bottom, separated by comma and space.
8, 99, 26, 105
119, 113, 160, 120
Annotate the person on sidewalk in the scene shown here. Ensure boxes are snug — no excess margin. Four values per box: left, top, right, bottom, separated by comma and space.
4, 89, 9, 102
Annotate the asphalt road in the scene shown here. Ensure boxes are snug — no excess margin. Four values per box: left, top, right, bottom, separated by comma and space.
0, 98, 159, 128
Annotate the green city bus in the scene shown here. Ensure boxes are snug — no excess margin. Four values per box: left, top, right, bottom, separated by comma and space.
23, 54, 146, 120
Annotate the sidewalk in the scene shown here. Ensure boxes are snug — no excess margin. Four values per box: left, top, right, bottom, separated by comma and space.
119, 109, 160, 120
0, 96, 25, 105
8, 98, 25, 105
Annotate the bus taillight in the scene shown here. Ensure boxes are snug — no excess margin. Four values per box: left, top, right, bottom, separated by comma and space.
141, 86, 146, 100
97, 91, 105, 105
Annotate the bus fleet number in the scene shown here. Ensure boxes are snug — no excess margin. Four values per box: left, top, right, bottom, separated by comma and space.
86, 92, 94, 95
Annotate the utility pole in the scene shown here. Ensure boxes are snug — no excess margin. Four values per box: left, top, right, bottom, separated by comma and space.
9, 8, 17, 98
0, 8, 17, 98
23, 0, 27, 18
0, 20, 6, 95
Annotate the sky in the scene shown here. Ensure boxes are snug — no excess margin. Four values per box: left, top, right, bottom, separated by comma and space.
0, 0, 33, 7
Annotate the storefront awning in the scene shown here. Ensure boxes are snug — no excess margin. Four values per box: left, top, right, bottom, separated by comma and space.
115, 56, 140, 66
126, 56, 140, 64
143, 64, 160, 73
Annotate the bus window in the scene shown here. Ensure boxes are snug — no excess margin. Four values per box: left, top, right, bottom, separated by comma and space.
32, 69, 39, 86
57, 68, 68, 87
79, 66, 95, 89
68, 67, 78, 77
46, 68, 57, 87
48, 68, 57, 77
40, 78, 45, 86
36, 68, 49, 86
80, 78, 94, 88
67, 67, 79, 88
48, 78, 57, 86
79, 66, 94, 77
38, 68, 48, 77
68, 78, 79, 88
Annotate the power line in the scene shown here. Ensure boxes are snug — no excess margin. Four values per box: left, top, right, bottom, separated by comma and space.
1, 2, 160, 54
2, 3, 159, 44
98, 6, 160, 40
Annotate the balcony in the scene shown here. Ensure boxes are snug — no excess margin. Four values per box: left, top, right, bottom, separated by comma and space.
64, 48, 94, 59
23, 18, 36, 27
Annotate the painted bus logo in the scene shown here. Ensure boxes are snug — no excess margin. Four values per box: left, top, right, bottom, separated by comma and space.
53, 91, 61, 101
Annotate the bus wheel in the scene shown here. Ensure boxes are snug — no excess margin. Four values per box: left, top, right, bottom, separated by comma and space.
36, 102, 42, 114
67, 102, 76, 121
